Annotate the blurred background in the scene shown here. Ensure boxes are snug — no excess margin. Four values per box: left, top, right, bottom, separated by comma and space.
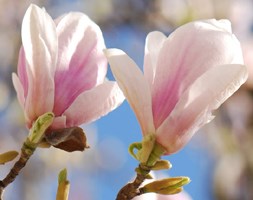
0, 0, 253, 199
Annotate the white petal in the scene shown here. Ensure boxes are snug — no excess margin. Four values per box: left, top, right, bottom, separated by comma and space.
63, 81, 125, 127
22, 4, 57, 68
144, 31, 167, 87
105, 48, 155, 135
12, 73, 25, 110
22, 4, 57, 122
156, 64, 247, 154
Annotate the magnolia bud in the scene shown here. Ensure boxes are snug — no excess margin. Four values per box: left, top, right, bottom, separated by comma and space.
56, 168, 70, 200
0, 151, 19, 165
140, 176, 190, 195
150, 160, 172, 170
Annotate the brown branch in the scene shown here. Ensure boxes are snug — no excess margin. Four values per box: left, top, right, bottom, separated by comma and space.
116, 165, 150, 200
0, 139, 36, 200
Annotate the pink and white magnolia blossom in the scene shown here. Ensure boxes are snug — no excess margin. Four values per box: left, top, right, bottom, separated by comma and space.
12, 4, 124, 130
105, 19, 248, 155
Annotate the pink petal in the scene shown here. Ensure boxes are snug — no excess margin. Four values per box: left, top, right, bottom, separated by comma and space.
152, 19, 244, 129
17, 47, 28, 97
156, 64, 248, 154
21, 4, 57, 124
105, 49, 155, 136
12, 73, 25, 110
144, 31, 167, 88
53, 12, 107, 115
63, 81, 125, 127
51, 115, 67, 130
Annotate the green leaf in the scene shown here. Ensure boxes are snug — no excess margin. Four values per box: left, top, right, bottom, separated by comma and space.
128, 142, 142, 160
28, 112, 54, 144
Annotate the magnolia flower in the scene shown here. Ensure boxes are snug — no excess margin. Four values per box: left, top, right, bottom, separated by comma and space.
105, 19, 248, 155
12, 5, 124, 150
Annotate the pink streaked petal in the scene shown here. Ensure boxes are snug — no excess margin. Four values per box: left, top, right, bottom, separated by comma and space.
12, 73, 25, 110
51, 115, 67, 130
22, 4, 57, 123
152, 19, 244, 129
144, 31, 167, 87
63, 81, 125, 127
156, 64, 247, 154
105, 48, 155, 136
53, 12, 107, 115
17, 47, 28, 97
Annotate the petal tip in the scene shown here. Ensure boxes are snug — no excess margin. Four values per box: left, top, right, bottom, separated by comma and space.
104, 48, 124, 58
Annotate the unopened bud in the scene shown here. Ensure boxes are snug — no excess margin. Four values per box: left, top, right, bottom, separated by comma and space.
0, 151, 19, 165
150, 160, 172, 170
140, 176, 190, 195
57, 168, 70, 200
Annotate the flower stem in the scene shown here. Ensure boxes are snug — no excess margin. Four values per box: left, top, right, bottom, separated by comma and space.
116, 164, 150, 200
0, 139, 37, 200
0, 112, 54, 199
